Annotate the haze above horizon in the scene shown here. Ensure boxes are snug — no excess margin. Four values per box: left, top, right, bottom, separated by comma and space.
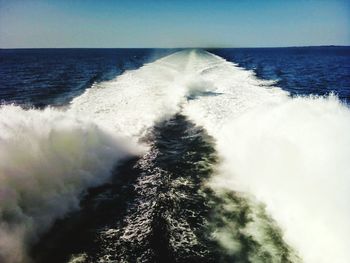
0, 0, 349, 48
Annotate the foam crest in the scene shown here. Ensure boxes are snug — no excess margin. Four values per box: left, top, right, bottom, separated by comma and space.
68, 50, 232, 140
179, 51, 350, 262
211, 95, 350, 263
1, 49, 348, 263
0, 105, 135, 263
70, 50, 350, 261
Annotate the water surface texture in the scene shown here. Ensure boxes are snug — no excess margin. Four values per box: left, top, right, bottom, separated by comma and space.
0, 48, 349, 263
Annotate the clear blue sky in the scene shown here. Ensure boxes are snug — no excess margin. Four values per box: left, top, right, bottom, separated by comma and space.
0, 0, 349, 48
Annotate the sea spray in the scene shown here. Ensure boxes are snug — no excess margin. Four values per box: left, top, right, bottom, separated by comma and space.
0, 105, 136, 263
70, 49, 350, 262
180, 50, 350, 262
211, 95, 350, 263
1, 49, 348, 263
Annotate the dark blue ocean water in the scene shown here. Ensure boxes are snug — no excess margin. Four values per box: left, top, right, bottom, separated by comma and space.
1, 47, 349, 107
0, 49, 174, 107
211, 47, 350, 102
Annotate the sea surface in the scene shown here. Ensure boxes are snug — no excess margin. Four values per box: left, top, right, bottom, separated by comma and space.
0, 47, 349, 263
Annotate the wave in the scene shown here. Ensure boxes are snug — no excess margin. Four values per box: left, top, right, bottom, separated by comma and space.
179, 51, 350, 263
0, 105, 137, 263
0, 50, 188, 263
210, 95, 350, 263
1, 49, 349, 263
68, 50, 199, 140
74, 49, 350, 262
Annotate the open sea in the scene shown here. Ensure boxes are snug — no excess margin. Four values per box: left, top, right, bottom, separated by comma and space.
0, 47, 349, 263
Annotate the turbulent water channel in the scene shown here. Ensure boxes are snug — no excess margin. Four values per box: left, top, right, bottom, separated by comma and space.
30, 114, 296, 263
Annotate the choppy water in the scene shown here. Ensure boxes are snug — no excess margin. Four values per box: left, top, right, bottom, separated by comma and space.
0, 47, 349, 263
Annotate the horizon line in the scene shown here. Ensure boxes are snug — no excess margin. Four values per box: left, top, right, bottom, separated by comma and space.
1, 45, 349, 50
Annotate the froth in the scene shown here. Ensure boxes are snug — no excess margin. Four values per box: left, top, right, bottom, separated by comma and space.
70, 49, 350, 262
179, 50, 350, 262
212, 95, 350, 263
0, 105, 135, 263
1, 49, 349, 263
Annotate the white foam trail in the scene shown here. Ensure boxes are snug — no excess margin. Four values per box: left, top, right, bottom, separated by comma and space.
68, 49, 350, 261
210, 95, 350, 263
0, 50, 201, 262
0, 105, 136, 263
0, 50, 197, 263
178, 51, 350, 263
69, 50, 205, 140
1, 49, 349, 262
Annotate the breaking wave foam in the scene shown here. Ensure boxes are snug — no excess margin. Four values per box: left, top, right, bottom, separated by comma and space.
0, 106, 136, 263
210, 95, 350, 263
69, 50, 204, 140
179, 51, 350, 263
1, 49, 349, 263
72, 49, 350, 262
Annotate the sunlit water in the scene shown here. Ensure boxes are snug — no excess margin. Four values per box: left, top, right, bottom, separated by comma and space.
0, 47, 349, 263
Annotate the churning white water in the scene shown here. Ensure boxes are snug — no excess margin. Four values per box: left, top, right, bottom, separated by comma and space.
180, 50, 350, 263
1, 50, 349, 263
0, 106, 137, 263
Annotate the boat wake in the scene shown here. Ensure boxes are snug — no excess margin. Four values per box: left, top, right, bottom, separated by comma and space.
1, 50, 349, 263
